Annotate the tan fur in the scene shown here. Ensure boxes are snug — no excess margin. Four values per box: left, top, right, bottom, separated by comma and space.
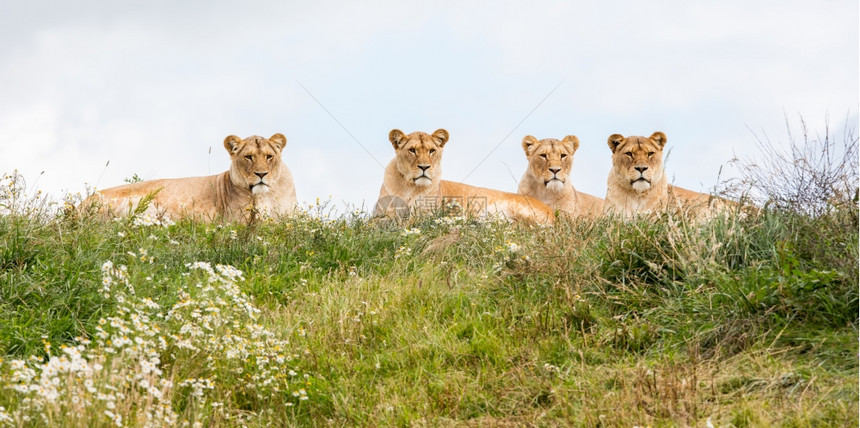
374, 129, 554, 224
83, 134, 297, 222
518, 135, 603, 218
603, 131, 716, 218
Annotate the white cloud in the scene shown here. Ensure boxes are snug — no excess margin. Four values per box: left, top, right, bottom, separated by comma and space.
0, 1, 856, 210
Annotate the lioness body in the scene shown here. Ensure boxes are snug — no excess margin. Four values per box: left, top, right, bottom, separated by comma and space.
603, 132, 715, 218
84, 134, 297, 222
375, 129, 554, 223
518, 135, 603, 217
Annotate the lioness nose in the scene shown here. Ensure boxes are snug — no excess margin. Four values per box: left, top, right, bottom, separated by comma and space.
634, 166, 648, 173
418, 165, 430, 172
255, 171, 268, 178
549, 167, 561, 174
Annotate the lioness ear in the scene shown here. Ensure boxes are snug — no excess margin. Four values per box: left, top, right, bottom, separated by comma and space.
650, 131, 667, 148
431, 129, 449, 147
389, 129, 406, 149
607, 134, 624, 153
521, 135, 538, 155
562, 135, 580, 153
269, 133, 287, 151
224, 135, 242, 153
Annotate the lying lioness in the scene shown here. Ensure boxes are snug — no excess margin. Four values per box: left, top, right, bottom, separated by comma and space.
83, 134, 297, 222
374, 129, 554, 223
518, 135, 603, 218
604, 131, 718, 218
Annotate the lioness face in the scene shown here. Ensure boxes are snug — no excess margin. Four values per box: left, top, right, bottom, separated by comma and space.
389, 129, 449, 187
608, 132, 666, 193
224, 134, 287, 195
522, 135, 579, 193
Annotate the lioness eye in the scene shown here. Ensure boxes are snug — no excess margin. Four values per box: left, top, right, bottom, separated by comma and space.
647, 152, 655, 157
540, 154, 547, 159
409, 148, 416, 155
429, 149, 436, 155
244, 155, 253, 161
560, 154, 567, 159
266, 154, 273, 160
625, 152, 633, 158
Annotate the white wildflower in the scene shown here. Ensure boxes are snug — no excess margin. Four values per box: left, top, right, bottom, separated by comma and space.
401, 227, 422, 236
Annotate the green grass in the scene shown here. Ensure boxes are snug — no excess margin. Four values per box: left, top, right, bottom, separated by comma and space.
0, 196, 857, 426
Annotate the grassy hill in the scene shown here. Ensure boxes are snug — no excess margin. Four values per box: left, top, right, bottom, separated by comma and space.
0, 130, 857, 426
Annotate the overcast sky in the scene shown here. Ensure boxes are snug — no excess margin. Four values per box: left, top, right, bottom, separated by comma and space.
1, 1, 857, 213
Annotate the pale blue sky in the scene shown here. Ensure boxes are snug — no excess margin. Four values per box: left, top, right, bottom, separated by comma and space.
1, 1, 857, 212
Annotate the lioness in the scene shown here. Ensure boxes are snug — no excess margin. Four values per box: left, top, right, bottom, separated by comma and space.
604, 131, 716, 218
374, 129, 554, 224
83, 134, 297, 222
518, 135, 603, 217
